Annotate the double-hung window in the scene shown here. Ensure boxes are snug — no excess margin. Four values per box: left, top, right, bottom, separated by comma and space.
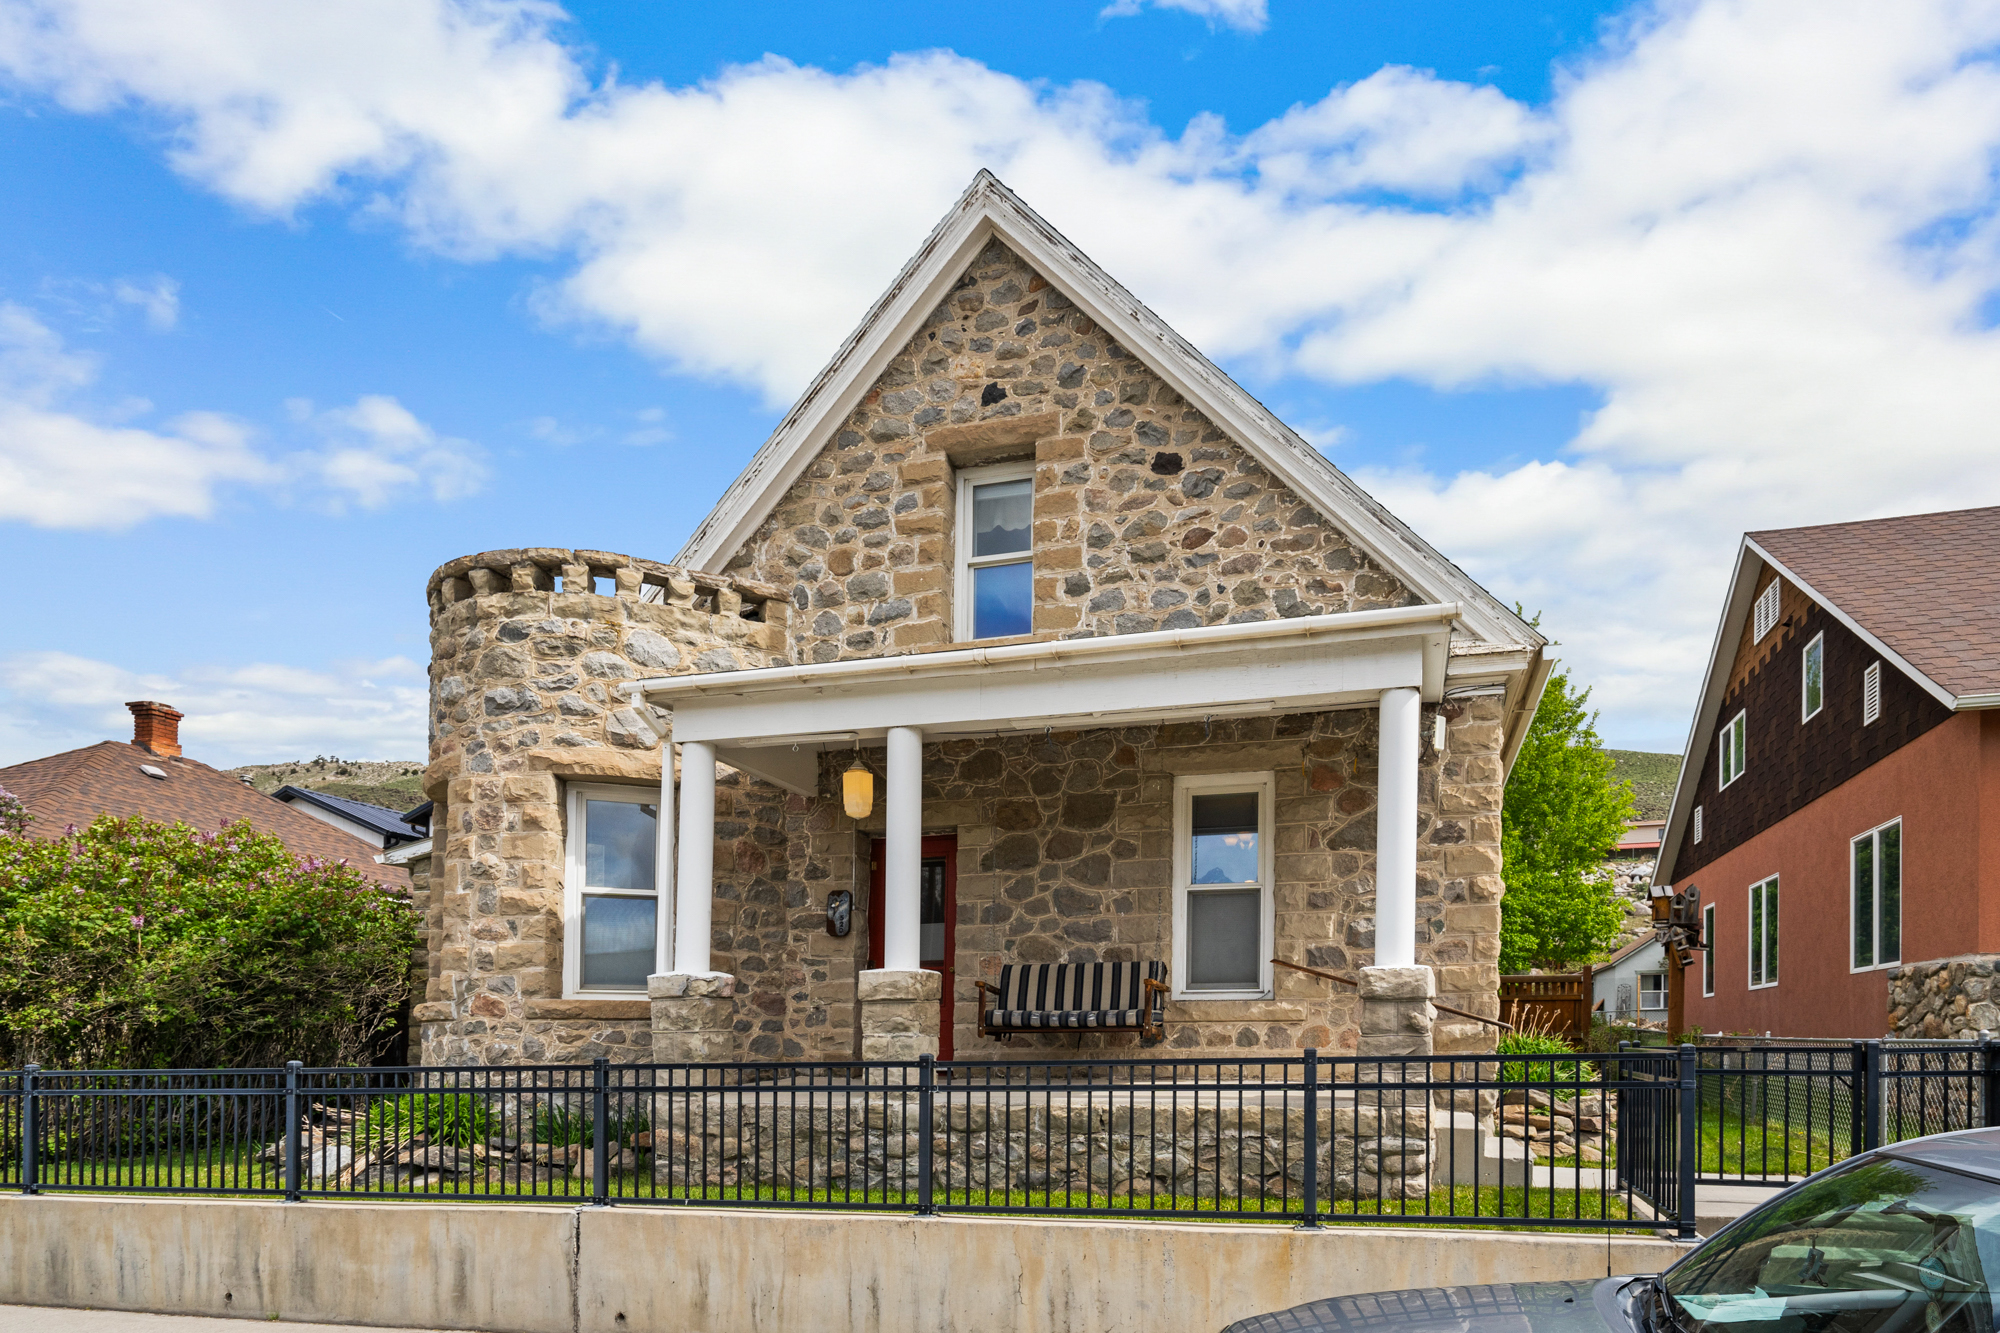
1702, 902, 1716, 997
1639, 973, 1667, 1011
563, 783, 666, 996
1172, 772, 1273, 1000
1748, 875, 1779, 989
1719, 711, 1747, 789
955, 462, 1035, 640
1851, 818, 1902, 971
1802, 633, 1824, 722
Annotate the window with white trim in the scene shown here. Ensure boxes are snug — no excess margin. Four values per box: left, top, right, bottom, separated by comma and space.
955, 462, 1035, 641
1702, 902, 1716, 997
1851, 818, 1902, 971
1802, 633, 1824, 722
1639, 972, 1667, 1011
1719, 710, 1747, 789
563, 783, 665, 997
1863, 661, 1882, 725
1172, 772, 1273, 1000
1748, 874, 1779, 989
1753, 580, 1782, 643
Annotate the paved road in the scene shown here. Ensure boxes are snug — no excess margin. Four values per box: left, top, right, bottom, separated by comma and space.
0, 1306, 457, 1332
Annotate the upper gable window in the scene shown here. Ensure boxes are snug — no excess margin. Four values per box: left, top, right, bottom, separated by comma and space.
1802, 632, 1825, 722
1719, 710, 1747, 789
956, 463, 1035, 641
1753, 580, 1781, 643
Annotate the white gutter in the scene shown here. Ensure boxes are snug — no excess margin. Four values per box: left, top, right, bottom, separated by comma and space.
629, 602, 1468, 703
376, 837, 432, 867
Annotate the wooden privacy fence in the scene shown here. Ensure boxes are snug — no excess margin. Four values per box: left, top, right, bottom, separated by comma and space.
1499, 968, 1593, 1039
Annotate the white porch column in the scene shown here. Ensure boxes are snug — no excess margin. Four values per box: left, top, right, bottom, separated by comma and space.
672, 739, 717, 975
1374, 686, 1421, 969
653, 740, 676, 976
882, 725, 924, 972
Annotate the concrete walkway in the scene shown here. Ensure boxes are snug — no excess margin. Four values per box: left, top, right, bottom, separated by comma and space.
0, 1306, 457, 1332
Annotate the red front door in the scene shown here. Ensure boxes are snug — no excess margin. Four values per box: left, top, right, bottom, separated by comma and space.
868, 835, 957, 1060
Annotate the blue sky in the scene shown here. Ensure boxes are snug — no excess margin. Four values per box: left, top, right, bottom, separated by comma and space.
3, 0, 2000, 767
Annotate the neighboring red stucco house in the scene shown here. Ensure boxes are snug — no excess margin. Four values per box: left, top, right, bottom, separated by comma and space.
1655, 507, 2000, 1039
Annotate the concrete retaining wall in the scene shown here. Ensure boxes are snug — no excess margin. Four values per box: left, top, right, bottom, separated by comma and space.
0, 1195, 1694, 1333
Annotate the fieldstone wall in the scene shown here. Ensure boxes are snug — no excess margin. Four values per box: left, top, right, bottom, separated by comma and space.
416, 547, 790, 1066
709, 697, 1506, 1063
1888, 955, 2000, 1039
724, 238, 1422, 663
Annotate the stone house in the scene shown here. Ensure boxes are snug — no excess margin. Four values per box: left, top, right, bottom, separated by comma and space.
413, 173, 1550, 1069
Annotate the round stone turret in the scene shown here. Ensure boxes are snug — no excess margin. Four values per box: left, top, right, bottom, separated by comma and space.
415, 547, 790, 1066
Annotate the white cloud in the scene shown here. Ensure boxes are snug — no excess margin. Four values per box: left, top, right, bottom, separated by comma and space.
112, 274, 179, 329
0, 303, 484, 527
1099, 0, 1268, 34
295, 393, 488, 509
0, 650, 428, 768
9, 1, 2000, 743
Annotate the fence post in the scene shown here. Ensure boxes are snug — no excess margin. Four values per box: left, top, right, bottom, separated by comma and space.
1299, 1049, 1321, 1229
1983, 1036, 2000, 1129
1677, 1043, 1698, 1240
284, 1061, 302, 1202
19, 1064, 38, 1195
592, 1057, 610, 1207
916, 1053, 935, 1217
1863, 1040, 1883, 1151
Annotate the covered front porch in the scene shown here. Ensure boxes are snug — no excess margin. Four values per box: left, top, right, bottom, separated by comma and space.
626, 603, 1514, 1063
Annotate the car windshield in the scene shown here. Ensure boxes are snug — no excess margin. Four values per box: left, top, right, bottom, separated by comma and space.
1662, 1157, 2000, 1333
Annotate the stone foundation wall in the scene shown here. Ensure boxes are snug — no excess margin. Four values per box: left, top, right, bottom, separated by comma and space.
1888, 955, 2000, 1039
648, 1092, 1434, 1203
416, 547, 790, 1066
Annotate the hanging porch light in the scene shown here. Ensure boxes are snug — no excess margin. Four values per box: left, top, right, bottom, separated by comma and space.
842, 754, 874, 820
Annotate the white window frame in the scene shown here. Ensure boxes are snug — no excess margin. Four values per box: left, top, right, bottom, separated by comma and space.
1719, 710, 1747, 790
1171, 771, 1275, 1001
1863, 661, 1883, 725
1754, 580, 1782, 643
562, 782, 671, 1000
1702, 902, 1716, 997
1850, 816, 1903, 973
1638, 972, 1667, 1011
1747, 874, 1779, 990
1802, 632, 1824, 722
954, 461, 1037, 642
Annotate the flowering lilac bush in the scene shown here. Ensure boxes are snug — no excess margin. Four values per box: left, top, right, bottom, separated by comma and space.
0, 815, 420, 1068
0, 784, 28, 836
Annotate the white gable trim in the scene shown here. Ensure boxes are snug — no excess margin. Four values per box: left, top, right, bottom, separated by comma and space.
675, 171, 1541, 656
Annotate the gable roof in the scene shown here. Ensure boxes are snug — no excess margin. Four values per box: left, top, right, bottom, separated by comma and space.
1749, 507, 2000, 707
273, 785, 429, 846
1656, 504, 2000, 884
0, 741, 410, 890
676, 170, 1544, 660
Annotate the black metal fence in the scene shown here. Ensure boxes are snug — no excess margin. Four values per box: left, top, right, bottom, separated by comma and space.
1683, 1039, 2000, 1184
0, 1051, 1696, 1233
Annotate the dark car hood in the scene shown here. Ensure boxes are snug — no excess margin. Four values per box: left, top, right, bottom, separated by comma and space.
1223, 1276, 1650, 1333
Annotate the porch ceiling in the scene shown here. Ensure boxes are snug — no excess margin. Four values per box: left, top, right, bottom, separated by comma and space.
629, 603, 1468, 795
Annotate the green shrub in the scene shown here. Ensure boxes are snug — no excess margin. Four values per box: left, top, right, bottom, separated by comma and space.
1498, 1017, 1596, 1091
359, 1093, 493, 1149
0, 815, 420, 1068
534, 1101, 651, 1148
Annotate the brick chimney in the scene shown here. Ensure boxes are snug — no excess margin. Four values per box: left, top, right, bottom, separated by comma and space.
126, 701, 184, 757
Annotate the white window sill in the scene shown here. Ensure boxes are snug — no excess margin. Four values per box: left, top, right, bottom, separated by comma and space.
1174, 989, 1272, 1002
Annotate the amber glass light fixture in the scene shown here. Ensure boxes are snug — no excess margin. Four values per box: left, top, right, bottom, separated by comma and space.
842, 757, 874, 820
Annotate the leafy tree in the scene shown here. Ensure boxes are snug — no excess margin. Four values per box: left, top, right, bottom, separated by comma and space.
1499, 668, 1637, 972
0, 815, 420, 1068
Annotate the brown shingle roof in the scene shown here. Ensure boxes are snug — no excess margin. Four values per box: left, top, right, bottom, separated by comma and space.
1749, 505, 2000, 703
0, 741, 410, 890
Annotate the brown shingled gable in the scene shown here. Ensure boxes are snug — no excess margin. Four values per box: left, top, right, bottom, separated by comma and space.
0, 741, 410, 890
1749, 505, 2000, 704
